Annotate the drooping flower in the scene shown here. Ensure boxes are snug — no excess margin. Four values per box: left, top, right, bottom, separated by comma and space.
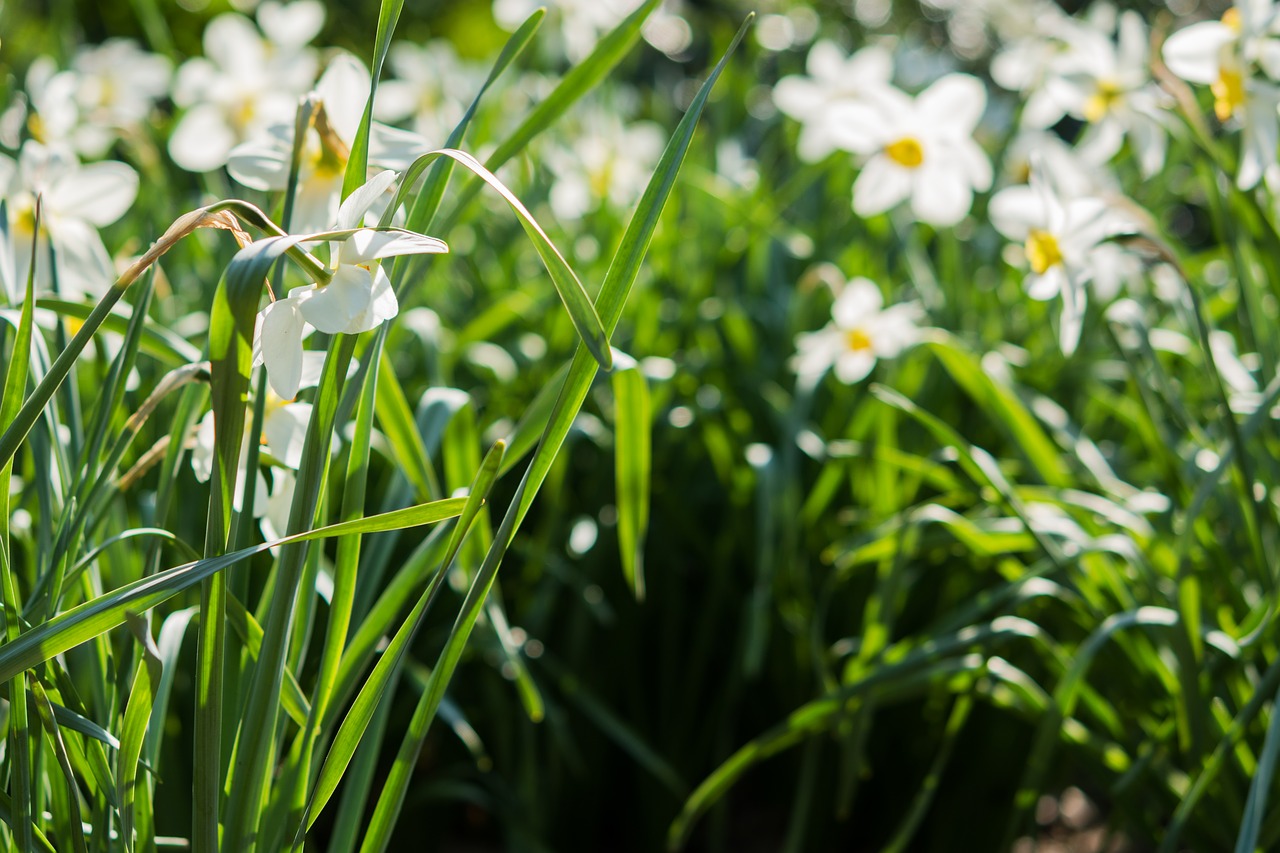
168, 2, 324, 173
253, 170, 448, 400
830, 74, 992, 227
227, 52, 428, 233
989, 165, 1136, 353
772, 40, 895, 163
0, 141, 138, 302
792, 277, 923, 384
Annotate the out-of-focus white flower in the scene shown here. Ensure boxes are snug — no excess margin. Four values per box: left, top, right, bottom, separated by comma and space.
495, 0, 639, 60
999, 129, 1115, 194
169, 2, 324, 173
1037, 11, 1170, 176
228, 52, 429, 232
544, 107, 664, 220
772, 40, 895, 163
990, 165, 1136, 353
254, 171, 448, 400
66, 40, 172, 156
1163, 2, 1280, 188
190, 350, 330, 522
792, 277, 923, 384
830, 74, 992, 227
0, 141, 138, 302
373, 41, 481, 147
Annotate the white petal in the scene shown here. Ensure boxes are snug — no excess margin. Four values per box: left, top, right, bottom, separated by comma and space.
336, 169, 398, 231
988, 185, 1044, 240
47, 161, 137, 226
169, 104, 238, 172
317, 53, 371, 147
832, 278, 883, 328
833, 349, 876, 384
1161, 23, 1234, 85
298, 266, 371, 334
917, 74, 987, 133
773, 76, 825, 120
365, 265, 398, 328
262, 401, 312, 468
204, 14, 267, 74
46, 218, 115, 299
227, 133, 293, 191
340, 228, 448, 264
257, 0, 325, 48
368, 122, 429, 169
852, 157, 912, 217
191, 411, 216, 483
825, 101, 885, 154
259, 297, 308, 400
910, 164, 972, 227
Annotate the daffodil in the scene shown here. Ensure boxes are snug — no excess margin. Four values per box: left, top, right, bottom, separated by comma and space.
543, 106, 665, 220
772, 40, 895, 163
0, 140, 138, 302
989, 166, 1136, 353
1163, 0, 1280, 188
1039, 11, 1170, 176
830, 74, 992, 227
168, 2, 323, 173
227, 52, 428, 232
373, 40, 481, 146
253, 170, 448, 400
791, 277, 923, 384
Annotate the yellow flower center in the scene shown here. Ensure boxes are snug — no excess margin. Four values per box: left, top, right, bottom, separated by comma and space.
845, 327, 874, 352
1212, 65, 1246, 122
885, 137, 925, 168
1025, 229, 1063, 275
1083, 80, 1124, 123
1223, 7, 1241, 32
26, 112, 47, 144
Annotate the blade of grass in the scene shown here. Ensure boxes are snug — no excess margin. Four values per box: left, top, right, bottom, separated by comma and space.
611, 351, 651, 600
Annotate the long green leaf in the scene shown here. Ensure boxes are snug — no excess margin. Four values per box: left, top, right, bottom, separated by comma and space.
611, 351, 650, 600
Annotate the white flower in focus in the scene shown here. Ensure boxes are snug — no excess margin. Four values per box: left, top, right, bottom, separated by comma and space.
254, 171, 448, 400
772, 40, 895, 163
168, 3, 323, 173
831, 74, 992, 227
0, 141, 138, 302
792, 277, 923, 384
545, 107, 664, 220
989, 167, 1136, 353
228, 52, 429, 233
373, 41, 482, 146
1163, 2, 1280, 188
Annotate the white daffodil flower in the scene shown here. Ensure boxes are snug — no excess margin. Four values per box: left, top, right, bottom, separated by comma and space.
494, 0, 642, 62
168, 2, 323, 173
0, 140, 138, 302
989, 167, 1135, 353
1040, 11, 1170, 176
253, 170, 448, 400
373, 41, 481, 147
190, 351, 334, 521
1163, 1, 1280, 188
228, 52, 429, 233
830, 74, 992, 227
772, 40, 895, 163
544, 106, 664, 220
792, 277, 923, 384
